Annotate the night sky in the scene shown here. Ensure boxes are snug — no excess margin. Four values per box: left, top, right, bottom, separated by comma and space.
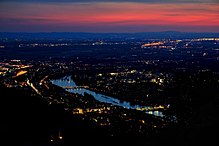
1, 0, 219, 32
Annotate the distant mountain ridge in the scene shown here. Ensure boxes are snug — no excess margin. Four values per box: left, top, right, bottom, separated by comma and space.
1, 31, 219, 40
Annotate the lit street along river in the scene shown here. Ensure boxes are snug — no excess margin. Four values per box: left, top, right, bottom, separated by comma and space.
51, 76, 171, 118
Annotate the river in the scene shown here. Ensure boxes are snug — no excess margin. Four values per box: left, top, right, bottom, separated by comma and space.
51, 76, 166, 117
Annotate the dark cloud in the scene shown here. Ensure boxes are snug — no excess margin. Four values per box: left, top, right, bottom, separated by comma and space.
0, 0, 218, 3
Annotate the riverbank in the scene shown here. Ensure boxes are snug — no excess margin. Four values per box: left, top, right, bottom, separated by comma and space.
51, 76, 171, 118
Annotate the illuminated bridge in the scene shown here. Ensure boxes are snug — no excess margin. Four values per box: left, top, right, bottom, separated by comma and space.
62, 86, 89, 89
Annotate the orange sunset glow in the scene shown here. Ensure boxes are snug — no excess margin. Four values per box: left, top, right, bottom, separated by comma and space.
1, 1, 219, 32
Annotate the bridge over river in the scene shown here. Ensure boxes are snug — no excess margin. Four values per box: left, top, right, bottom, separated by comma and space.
61, 85, 89, 89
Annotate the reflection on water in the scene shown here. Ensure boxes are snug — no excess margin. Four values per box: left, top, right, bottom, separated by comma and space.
51, 76, 165, 117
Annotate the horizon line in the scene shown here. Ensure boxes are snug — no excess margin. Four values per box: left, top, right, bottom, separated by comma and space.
1, 31, 219, 34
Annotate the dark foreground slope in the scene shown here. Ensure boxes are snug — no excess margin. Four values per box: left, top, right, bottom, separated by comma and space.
1, 83, 219, 146
1, 84, 111, 146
